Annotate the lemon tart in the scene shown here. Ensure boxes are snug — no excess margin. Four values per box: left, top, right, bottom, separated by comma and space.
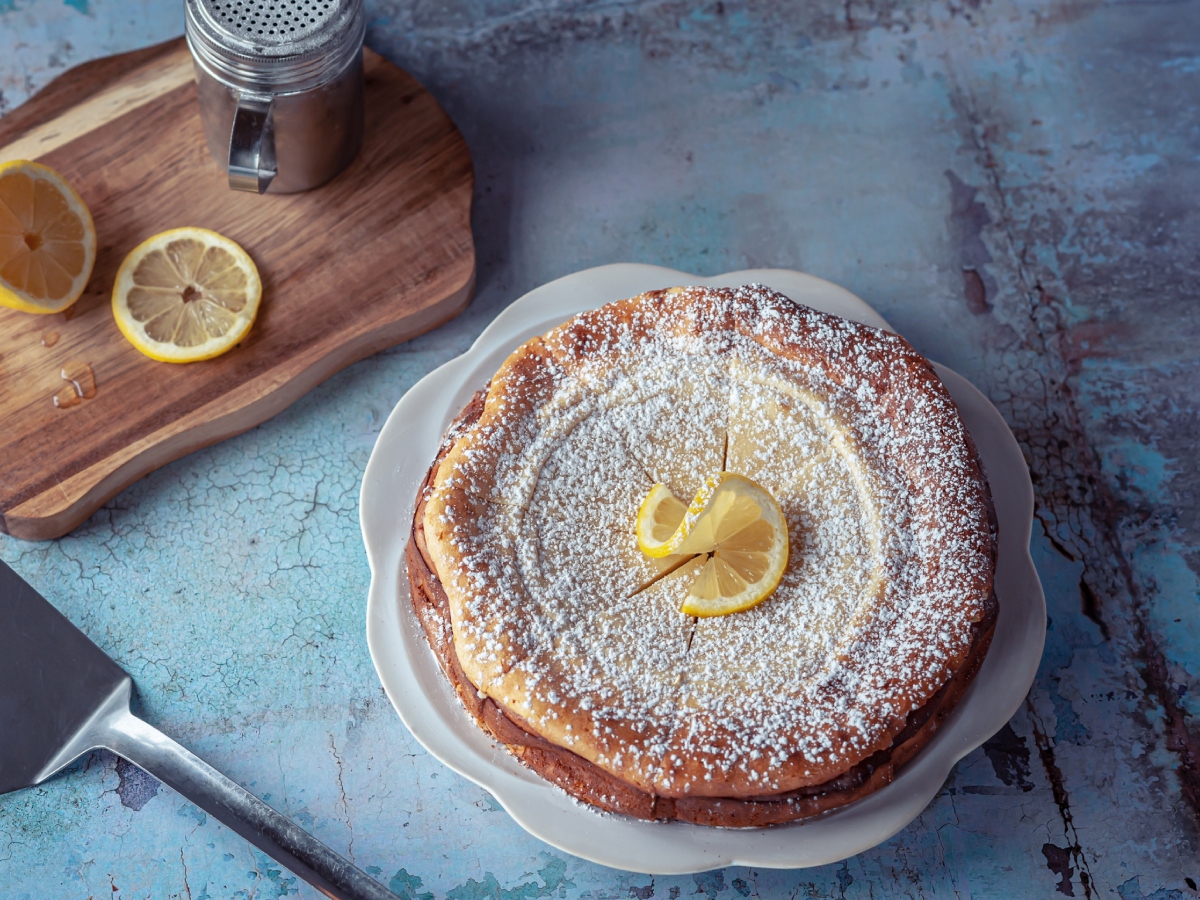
406, 285, 997, 826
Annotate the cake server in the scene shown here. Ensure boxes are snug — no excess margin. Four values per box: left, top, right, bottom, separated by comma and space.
0, 559, 398, 900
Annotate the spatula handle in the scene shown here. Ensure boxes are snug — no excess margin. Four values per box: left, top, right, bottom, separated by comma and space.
102, 708, 398, 900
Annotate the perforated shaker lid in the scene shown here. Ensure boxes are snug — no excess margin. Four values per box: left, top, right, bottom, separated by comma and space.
185, 0, 365, 93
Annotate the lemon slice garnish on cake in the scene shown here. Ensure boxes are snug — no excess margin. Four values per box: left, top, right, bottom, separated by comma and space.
0, 160, 96, 314
113, 227, 261, 363
636, 483, 691, 558
636, 472, 789, 617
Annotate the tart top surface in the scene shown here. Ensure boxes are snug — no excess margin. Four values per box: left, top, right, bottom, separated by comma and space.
422, 285, 996, 799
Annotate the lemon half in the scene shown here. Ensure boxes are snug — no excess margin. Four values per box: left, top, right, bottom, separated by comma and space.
0, 160, 96, 314
636, 472, 789, 617
113, 227, 261, 363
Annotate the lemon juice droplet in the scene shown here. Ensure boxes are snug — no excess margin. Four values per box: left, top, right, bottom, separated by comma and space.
61, 361, 96, 400
41, 331, 59, 347
53, 385, 79, 409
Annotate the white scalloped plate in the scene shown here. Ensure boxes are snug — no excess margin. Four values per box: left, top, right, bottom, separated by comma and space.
362, 264, 1046, 874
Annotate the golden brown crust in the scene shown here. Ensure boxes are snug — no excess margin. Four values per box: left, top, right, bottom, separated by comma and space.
405, 390, 998, 826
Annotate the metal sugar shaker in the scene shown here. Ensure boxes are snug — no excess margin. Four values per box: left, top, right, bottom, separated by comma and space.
185, 0, 366, 194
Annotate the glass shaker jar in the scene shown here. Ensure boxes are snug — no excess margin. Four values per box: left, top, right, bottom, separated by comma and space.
185, 0, 365, 194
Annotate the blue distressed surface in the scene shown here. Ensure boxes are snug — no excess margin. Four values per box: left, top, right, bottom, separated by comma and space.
2, 0, 1199, 896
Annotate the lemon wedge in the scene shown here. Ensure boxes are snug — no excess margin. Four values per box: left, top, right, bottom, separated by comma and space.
112, 227, 261, 363
0, 160, 96, 314
635, 483, 690, 558
636, 472, 789, 617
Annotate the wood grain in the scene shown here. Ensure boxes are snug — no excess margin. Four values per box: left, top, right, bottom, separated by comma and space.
0, 39, 475, 541
0, 39, 190, 149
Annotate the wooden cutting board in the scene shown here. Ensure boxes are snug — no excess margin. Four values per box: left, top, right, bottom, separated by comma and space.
0, 38, 474, 541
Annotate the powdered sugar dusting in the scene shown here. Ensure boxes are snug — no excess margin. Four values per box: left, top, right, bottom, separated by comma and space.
424, 285, 995, 798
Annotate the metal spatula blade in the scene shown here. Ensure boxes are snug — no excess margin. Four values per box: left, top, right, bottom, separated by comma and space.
0, 560, 129, 794
0, 560, 398, 900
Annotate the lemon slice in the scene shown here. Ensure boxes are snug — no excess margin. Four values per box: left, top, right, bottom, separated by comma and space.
637, 472, 789, 617
0, 160, 96, 314
635, 483, 690, 558
112, 227, 261, 363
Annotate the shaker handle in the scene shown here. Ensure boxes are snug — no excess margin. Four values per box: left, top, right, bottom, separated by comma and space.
227, 93, 277, 194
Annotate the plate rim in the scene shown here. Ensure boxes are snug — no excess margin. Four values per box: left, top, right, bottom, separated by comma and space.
361, 263, 1046, 874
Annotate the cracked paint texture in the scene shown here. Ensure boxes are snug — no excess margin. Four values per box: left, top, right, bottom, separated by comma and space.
2, 0, 1199, 896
